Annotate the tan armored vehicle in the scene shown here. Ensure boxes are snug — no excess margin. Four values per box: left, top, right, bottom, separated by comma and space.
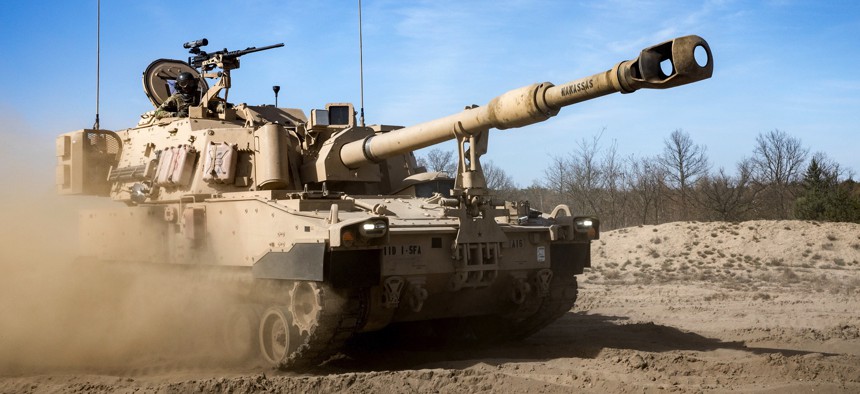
56, 36, 712, 368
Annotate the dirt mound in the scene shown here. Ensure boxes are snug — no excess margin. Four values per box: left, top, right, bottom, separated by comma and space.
591, 220, 860, 292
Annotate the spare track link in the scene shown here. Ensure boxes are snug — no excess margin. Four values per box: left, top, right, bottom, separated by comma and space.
281, 285, 367, 370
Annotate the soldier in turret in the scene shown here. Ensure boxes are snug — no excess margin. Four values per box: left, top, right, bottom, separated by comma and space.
154, 72, 200, 119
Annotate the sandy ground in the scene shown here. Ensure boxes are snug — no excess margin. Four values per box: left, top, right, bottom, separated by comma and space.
1, 220, 859, 393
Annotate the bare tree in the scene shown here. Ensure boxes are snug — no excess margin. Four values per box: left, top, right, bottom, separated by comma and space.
600, 140, 628, 229
626, 155, 667, 225
658, 129, 709, 220
698, 158, 759, 221
542, 155, 571, 208
541, 131, 614, 220
483, 160, 516, 194
519, 183, 551, 212
750, 129, 809, 219
416, 148, 456, 175
568, 132, 604, 216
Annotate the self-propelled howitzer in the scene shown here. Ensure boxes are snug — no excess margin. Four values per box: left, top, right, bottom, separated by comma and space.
55, 35, 712, 369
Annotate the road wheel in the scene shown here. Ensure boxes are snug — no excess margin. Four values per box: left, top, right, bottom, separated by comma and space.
259, 306, 298, 367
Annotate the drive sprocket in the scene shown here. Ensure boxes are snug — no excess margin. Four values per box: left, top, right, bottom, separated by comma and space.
289, 281, 323, 335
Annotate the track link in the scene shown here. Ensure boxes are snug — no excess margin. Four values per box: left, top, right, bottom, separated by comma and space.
279, 285, 367, 370
424, 276, 578, 345
508, 276, 578, 340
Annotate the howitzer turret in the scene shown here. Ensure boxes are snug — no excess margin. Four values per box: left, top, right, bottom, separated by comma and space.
55, 35, 713, 370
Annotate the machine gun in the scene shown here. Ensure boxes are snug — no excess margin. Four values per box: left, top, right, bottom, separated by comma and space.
182, 38, 285, 106
185, 38, 284, 71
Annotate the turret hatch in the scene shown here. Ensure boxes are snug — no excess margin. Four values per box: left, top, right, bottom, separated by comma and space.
142, 59, 208, 108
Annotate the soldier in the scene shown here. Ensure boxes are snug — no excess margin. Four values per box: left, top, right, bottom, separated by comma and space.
154, 72, 200, 119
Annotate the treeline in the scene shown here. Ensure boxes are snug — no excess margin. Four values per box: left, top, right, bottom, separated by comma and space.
417, 129, 860, 230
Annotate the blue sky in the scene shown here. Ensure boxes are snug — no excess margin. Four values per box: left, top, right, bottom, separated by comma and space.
1, 0, 858, 186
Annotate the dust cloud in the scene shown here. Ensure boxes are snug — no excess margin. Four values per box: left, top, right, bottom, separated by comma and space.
0, 121, 252, 375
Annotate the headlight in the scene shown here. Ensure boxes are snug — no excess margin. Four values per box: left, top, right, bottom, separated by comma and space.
338, 219, 389, 247
359, 220, 388, 238
573, 217, 600, 240
576, 219, 593, 228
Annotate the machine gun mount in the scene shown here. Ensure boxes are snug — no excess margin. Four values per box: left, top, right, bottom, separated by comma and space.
180, 38, 285, 109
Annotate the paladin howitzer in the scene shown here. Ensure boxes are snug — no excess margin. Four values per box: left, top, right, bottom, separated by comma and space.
56, 35, 712, 369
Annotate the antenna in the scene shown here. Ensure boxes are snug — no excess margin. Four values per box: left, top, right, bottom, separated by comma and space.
93, 0, 100, 130
273, 85, 280, 107
358, 0, 366, 127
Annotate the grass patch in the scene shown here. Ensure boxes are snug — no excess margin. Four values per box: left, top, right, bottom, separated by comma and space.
766, 258, 785, 267
703, 292, 729, 301
752, 292, 772, 301
604, 270, 621, 280
779, 268, 800, 284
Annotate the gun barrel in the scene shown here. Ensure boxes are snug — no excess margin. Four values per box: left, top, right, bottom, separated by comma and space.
226, 43, 285, 58
340, 35, 712, 169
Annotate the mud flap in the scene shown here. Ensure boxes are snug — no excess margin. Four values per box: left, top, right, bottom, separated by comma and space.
327, 249, 381, 288
252, 243, 326, 280
549, 242, 590, 275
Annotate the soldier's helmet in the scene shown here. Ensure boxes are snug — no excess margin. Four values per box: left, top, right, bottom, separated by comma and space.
175, 72, 198, 94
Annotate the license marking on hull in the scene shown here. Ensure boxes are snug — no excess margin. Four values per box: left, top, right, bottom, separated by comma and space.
383, 245, 422, 256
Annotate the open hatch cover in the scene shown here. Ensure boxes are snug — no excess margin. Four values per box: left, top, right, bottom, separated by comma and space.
142, 59, 209, 108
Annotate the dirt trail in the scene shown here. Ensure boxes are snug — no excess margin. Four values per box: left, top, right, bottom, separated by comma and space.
1, 220, 859, 393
